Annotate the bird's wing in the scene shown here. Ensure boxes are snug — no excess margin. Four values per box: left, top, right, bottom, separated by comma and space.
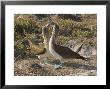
53, 44, 86, 60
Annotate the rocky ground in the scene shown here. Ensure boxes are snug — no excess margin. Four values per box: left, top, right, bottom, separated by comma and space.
14, 57, 96, 76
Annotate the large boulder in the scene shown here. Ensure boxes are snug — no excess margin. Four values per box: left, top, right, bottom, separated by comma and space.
67, 38, 97, 58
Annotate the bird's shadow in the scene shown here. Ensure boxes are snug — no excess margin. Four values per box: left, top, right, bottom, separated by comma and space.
63, 62, 96, 70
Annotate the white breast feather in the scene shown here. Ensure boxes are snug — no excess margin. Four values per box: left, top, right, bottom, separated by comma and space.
49, 37, 62, 59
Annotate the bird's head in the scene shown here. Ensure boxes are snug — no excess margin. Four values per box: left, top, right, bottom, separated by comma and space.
51, 23, 59, 35
51, 25, 56, 35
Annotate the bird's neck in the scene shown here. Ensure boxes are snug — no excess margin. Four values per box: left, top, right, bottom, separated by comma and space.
44, 37, 49, 49
49, 30, 56, 51
42, 29, 49, 49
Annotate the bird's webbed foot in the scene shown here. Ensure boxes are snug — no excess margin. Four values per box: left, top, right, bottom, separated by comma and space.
54, 63, 63, 69
53, 60, 63, 69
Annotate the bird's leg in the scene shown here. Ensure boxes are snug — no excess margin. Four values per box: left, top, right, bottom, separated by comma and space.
59, 59, 64, 67
43, 57, 50, 65
38, 56, 48, 66
39, 59, 45, 66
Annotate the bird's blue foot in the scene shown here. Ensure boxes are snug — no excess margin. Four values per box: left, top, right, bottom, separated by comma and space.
54, 63, 63, 69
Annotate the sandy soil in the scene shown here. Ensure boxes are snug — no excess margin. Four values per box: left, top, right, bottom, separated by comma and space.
14, 55, 96, 76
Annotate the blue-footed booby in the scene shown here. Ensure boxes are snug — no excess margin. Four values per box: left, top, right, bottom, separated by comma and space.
49, 23, 88, 68
28, 23, 53, 66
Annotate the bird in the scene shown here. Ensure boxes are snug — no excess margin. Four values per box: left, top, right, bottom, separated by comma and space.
28, 22, 53, 66
49, 23, 88, 68
37, 22, 57, 57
